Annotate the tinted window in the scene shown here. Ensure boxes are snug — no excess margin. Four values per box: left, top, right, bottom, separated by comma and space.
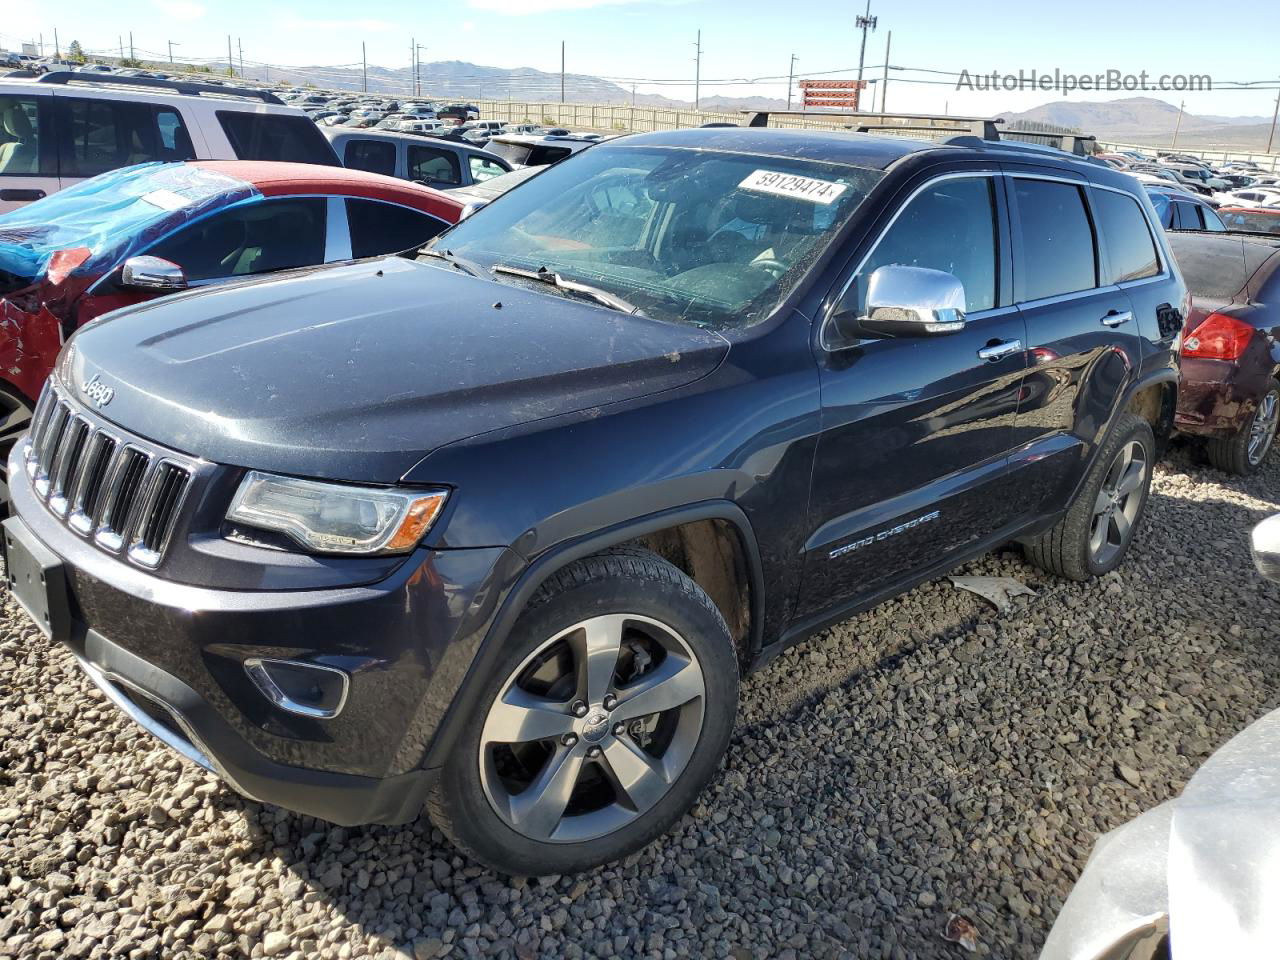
408, 145, 461, 185
147, 197, 327, 281
469, 155, 508, 183
60, 99, 196, 177
0, 95, 49, 176
528, 145, 573, 166
1094, 190, 1159, 283
1173, 202, 1203, 231
217, 112, 338, 165
346, 199, 447, 258
344, 139, 397, 177
1013, 179, 1097, 301
854, 177, 998, 313
1168, 236, 1248, 300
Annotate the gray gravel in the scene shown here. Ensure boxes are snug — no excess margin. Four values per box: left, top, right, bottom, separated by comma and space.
2, 440, 1279, 960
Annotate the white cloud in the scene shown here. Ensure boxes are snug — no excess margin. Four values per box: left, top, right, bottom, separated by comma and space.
467, 0, 677, 13
151, 0, 207, 22
291, 17, 398, 32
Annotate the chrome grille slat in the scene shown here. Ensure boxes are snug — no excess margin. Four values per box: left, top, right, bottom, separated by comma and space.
24, 382, 196, 569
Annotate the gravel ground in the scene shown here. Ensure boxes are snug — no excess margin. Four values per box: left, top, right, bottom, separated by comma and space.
2, 440, 1278, 960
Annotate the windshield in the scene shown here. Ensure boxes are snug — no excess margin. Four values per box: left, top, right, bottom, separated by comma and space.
433, 144, 881, 329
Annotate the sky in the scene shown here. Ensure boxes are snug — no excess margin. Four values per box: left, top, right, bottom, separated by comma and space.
4, 0, 1280, 121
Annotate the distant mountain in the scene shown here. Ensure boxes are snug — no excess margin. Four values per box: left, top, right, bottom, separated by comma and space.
1001, 96, 1275, 150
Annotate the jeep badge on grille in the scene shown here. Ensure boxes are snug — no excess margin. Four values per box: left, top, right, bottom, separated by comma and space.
81, 374, 115, 408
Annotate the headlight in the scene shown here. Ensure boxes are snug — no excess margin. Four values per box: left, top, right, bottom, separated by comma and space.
227, 471, 448, 555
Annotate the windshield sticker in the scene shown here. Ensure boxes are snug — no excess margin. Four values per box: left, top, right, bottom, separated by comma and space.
738, 170, 849, 205
140, 189, 193, 212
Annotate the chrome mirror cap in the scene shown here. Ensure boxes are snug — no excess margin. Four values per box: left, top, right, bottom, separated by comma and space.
864, 264, 967, 336
120, 256, 187, 291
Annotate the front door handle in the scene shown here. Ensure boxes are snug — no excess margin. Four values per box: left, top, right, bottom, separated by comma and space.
1101, 310, 1133, 328
0, 189, 46, 202
977, 339, 1022, 362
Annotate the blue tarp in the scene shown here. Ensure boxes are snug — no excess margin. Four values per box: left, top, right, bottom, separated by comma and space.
0, 162, 261, 286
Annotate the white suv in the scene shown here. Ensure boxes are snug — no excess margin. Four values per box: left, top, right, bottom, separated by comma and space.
0, 70, 338, 214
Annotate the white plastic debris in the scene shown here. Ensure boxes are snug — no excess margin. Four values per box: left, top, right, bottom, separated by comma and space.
948, 576, 1037, 613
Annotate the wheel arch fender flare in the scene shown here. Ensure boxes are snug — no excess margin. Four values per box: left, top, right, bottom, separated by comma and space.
422, 499, 765, 769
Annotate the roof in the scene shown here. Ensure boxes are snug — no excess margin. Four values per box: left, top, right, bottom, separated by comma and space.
319, 127, 498, 157
189, 161, 464, 219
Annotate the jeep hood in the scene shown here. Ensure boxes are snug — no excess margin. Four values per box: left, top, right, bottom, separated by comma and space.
59, 257, 729, 483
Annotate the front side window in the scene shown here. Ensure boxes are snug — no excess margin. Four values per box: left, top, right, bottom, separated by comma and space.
851, 176, 998, 314
1093, 190, 1159, 283
217, 111, 339, 165
345, 199, 447, 258
60, 98, 196, 178
344, 139, 397, 177
145, 197, 327, 282
1012, 179, 1097, 301
409, 146, 461, 185
0, 94, 48, 176
436, 144, 881, 329
469, 156, 508, 183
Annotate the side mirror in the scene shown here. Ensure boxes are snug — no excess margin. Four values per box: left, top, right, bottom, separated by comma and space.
121, 256, 187, 291
826, 264, 967, 348
1251, 514, 1280, 582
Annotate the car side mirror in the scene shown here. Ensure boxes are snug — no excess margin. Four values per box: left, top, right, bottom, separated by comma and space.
1252, 514, 1280, 582
826, 264, 967, 348
120, 256, 187, 291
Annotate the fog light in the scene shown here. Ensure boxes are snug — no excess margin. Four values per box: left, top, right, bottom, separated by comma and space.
244, 658, 350, 719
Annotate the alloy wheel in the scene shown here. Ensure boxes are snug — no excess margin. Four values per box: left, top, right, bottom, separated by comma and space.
1248, 391, 1279, 466
479, 613, 706, 844
1089, 439, 1148, 567
0, 389, 32, 481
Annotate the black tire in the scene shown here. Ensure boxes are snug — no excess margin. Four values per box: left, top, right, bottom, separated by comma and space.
0, 384, 32, 518
1023, 413, 1155, 581
426, 548, 739, 876
1206, 379, 1280, 476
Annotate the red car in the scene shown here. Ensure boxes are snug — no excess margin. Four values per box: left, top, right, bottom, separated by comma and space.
0, 160, 463, 465
1167, 231, 1280, 474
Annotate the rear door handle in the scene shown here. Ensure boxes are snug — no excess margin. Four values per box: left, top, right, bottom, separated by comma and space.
1101, 310, 1133, 328
0, 189, 46, 202
977, 339, 1022, 362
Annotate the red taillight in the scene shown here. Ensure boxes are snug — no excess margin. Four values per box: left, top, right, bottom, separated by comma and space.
1184, 312, 1255, 360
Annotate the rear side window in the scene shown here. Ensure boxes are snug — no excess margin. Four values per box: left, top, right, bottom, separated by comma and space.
60, 98, 196, 177
854, 176, 998, 314
146, 197, 328, 281
408, 145, 461, 185
1200, 206, 1227, 232
1012, 179, 1097, 301
1093, 190, 1160, 283
469, 155, 508, 183
0, 94, 52, 176
1173, 202, 1203, 231
528, 145, 573, 166
217, 112, 338, 165
345, 199, 448, 258
344, 140, 396, 177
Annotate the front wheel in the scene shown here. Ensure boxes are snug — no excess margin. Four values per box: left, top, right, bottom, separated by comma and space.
1023, 413, 1155, 581
426, 549, 739, 875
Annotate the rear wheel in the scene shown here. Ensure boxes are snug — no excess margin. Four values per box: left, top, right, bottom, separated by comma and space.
427, 549, 738, 876
0, 385, 33, 514
1206, 380, 1279, 475
1023, 413, 1154, 581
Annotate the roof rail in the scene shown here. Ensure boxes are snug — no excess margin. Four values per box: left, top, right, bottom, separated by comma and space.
35, 70, 284, 105
743, 109, 998, 132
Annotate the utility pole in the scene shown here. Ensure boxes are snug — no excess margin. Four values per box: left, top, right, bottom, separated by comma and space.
1171, 100, 1185, 149
38, 33, 44, 57
693, 30, 702, 110
168, 40, 177, 64
787, 54, 798, 110
880, 32, 891, 112
1267, 85, 1280, 154
855, 0, 877, 110
227, 35, 234, 77
417, 44, 428, 98
560, 41, 565, 103
362, 42, 367, 93
238, 38, 244, 78
119, 36, 124, 61
54, 29, 60, 59
411, 38, 417, 96
129, 32, 134, 61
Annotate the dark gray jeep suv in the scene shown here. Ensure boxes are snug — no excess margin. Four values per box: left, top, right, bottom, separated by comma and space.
4, 128, 1184, 875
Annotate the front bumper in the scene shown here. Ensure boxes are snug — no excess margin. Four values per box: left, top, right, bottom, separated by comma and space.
6, 443, 516, 826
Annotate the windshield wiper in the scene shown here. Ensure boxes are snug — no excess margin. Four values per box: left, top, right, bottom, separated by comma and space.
418, 247, 483, 277
491, 264, 645, 316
